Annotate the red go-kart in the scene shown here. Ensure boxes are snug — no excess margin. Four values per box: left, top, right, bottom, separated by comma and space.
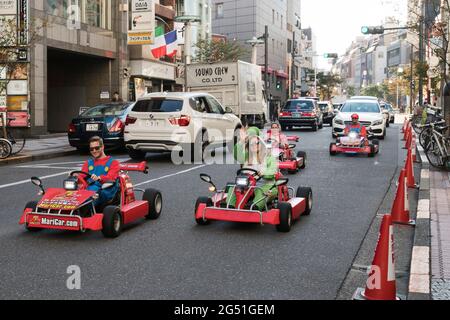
329, 131, 379, 157
194, 168, 312, 232
265, 131, 306, 174
19, 162, 162, 238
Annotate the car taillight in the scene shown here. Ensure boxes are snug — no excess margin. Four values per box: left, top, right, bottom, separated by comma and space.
109, 119, 124, 133
302, 112, 316, 117
169, 115, 191, 127
125, 116, 137, 125
68, 123, 76, 133
279, 112, 292, 117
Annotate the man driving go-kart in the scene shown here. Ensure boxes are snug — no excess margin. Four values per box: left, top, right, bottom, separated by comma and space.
79, 136, 120, 207
330, 114, 379, 157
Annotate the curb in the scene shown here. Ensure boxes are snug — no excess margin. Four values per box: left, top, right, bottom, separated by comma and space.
408, 145, 431, 300
0, 149, 78, 167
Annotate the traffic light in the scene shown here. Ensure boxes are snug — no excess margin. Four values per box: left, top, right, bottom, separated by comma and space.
361, 26, 385, 35
323, 53, 338, 59
276, 80, 282, 90
123, 67, 130, 78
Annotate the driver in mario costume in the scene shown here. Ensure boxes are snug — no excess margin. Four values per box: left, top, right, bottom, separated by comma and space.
344, 113, 368, 139
79, 136, 120, 207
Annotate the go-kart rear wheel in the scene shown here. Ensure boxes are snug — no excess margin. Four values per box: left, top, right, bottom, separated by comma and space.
296, 187, 313, 216
143, 188, 163, 220
329, 143, 337, 156
368, 145, 376, 158
127, 148, 146, 160
24, 201, 42, 232
276, 202, 292, 233
297, 151, 306, 169
195, 197, 213, 225
102, 206, 122, 238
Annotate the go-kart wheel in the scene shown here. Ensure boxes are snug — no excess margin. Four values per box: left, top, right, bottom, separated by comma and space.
24, 201, 42, 232
276, 202, 292, 233
296, 187, 313, 216
297, 151, 306, 169
329, 143, 337, 156
127, 148, 146, 160
372, 139, 379, 146
195, 197, 213, 225
102, 206, 122, 238
143, 189, 163, 220
368, 145, 376, 158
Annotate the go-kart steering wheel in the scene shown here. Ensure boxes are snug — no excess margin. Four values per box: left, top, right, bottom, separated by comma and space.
236, 168, 262, 181
70, 171, 95, 187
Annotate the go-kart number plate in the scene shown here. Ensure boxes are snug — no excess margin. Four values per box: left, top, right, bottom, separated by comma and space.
86, 123, 99, 131
27, 214, 81, 230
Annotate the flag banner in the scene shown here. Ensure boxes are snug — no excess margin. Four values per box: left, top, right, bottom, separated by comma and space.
151, 30, 178, 59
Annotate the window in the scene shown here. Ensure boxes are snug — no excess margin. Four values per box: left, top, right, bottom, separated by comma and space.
81, 103, 131, 117
216, 3, 224, 18
206, 96, 225, 114
283, 100, 314, 111
132, 99, 184, 113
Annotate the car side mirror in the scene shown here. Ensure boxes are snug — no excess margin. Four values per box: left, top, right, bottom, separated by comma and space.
225, 107, 233, 113
31, 176, 45, 194
200, 174, 212, 184
288, 144, 296, 149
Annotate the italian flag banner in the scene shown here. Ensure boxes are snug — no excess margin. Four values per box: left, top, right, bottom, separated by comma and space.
151, 26, 178, 59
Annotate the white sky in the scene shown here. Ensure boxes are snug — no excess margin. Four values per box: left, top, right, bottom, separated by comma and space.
301, 0, 408, 70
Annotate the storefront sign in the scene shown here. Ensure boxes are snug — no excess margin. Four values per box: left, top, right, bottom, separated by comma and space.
130, 60, 176, 81
131, 11, 154, 31
132, 0, 153, 12
7, 80, 28, 95
100, 91, 110, 99
6, 95, 27, 111
128, 31, 153, 45
6, 111, 29, 127
0, 0, 17, 15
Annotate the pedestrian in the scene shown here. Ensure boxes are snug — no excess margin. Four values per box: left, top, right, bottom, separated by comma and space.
112, 91, 123, 102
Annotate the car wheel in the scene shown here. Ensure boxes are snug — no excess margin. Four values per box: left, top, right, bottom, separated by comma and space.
143, 189, 163, 220
191, 130, 208, 163
296, 187, 313, 216
276, 202, 292, 233
102, 206, 122, 238
386, 121, 390, 128
195, 197, 213, 225
319, 120, 323, 129
24, 201, 42, 232
329, 143, 337, 156
127, 148, 145, 160
312, 123, 318, 131
297, 151, 306, 169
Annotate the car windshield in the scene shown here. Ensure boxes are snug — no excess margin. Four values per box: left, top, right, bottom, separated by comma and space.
284, 100, 314, 111
132, 99, 183, 113
385, 104, 393, 111
341, 102, 380, 113
318, 104, 328, 110
81, 103, 131, 117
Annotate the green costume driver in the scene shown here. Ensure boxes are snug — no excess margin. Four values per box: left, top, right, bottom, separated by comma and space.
228, 127, 278, 210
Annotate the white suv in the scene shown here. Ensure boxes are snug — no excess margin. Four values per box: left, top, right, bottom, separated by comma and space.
124, 92, 242, 160
332, 99, 386, 139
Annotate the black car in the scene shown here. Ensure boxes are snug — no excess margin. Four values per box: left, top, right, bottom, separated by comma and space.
279, 99, 323, 131
68, 102, 134, 151
318, 101, 335, 125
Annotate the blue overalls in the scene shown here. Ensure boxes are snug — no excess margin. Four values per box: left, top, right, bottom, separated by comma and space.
86, 157, 119, 207
347, 125, 362, 134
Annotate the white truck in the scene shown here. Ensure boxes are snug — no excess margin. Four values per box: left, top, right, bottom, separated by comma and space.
186, 60, 268, 128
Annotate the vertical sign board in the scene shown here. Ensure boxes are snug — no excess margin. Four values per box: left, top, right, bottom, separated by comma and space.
128, 0, 154, 45
18, 0, 28, 45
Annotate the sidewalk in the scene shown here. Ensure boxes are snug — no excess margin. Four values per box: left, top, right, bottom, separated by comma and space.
0, 135, 77, 166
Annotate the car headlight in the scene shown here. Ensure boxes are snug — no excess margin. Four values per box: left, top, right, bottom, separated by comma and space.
64, 178, 78, 191
334, 119, 344, 125
235, 176, 250, 188
372, 119, 383, 126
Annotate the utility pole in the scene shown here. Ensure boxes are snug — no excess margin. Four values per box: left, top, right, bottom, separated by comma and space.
418, 1, 425, 105
410, 44, 414, 114
291, 31, 296, 98
264, 25, 270, 119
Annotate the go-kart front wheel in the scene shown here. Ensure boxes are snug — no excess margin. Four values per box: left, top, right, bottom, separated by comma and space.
102, 206, 122, 238
296, 187, 313, 216
329, 143, 337, 156
195, 197, 213, 225
368, 145, 376, 158
297, 151, 306, 169
143, 188, 163, 220
276, 202, 293, 233
24, 201, 42, 232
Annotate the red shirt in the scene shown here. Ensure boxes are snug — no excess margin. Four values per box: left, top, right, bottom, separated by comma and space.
81, 156, 120, 183
344, 124, 367, 138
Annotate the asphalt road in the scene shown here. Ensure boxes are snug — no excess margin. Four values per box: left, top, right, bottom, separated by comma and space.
0, 125, 403, 299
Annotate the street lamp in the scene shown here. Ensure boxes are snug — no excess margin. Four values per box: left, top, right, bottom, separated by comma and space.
245, 36, 265, 65
175, 15, 201, 92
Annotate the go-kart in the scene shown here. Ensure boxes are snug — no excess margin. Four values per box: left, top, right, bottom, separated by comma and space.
266, 140, 306, 174
194, 168, 312, 232
329, 131, 379, 157
19, 161, 162, 238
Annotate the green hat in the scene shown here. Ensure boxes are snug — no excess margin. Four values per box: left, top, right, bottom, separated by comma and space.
247, 126, 261, 137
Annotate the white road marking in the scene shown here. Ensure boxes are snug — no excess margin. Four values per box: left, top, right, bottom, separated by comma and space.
16, 158, 130, 169
0, 171, 72, 190
16, 166, 82, 170
417, 199, 430, 219
134, 165, 208, 187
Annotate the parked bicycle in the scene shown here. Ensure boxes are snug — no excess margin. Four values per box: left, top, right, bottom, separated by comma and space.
421, 120, 450, 169
0, 115, 26, 158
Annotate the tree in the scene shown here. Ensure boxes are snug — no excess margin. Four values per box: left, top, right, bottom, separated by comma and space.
193, 39, 249, 63
316, 72, 342, 100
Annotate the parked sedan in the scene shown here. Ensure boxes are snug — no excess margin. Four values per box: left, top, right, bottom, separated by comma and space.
68, 102, 134, 151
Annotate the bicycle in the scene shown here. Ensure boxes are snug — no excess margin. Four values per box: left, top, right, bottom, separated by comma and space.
1, 115, 26, 156
0, 138, 12, 159
422, 120, 450, 169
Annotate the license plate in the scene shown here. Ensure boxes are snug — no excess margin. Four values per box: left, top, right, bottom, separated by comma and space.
86, 123, 99, 131
292, 113, 300, 118
145, 120, 159, 127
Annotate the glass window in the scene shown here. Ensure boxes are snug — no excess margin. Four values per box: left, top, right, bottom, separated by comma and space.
283, 100, 314, 111
190, 97, 208, 113
216, 3, 224, 18
132, 99, 184, 113
341, 102, 381, 113
206, 96, 225, 114
81, 103, 132, 117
